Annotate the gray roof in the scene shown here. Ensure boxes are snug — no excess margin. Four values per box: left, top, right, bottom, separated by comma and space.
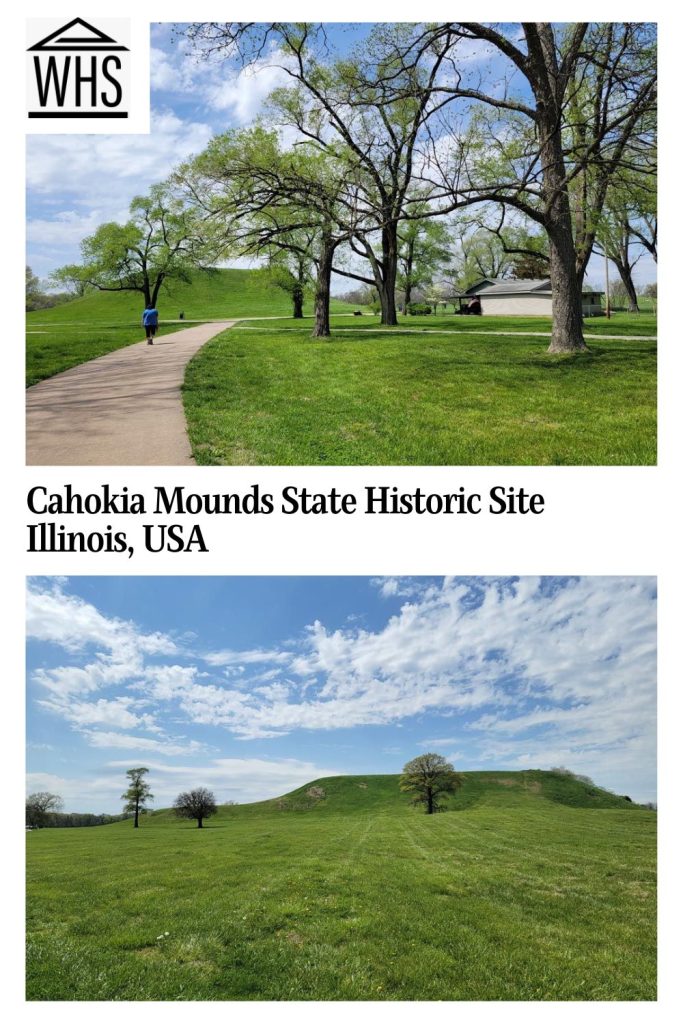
476, 279, 552, 295
464, 277, 509, 294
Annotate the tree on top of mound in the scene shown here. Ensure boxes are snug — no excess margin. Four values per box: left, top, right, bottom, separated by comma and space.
55, 184, 211, 309
173, 787, 218, 829
400, 753, 462, 814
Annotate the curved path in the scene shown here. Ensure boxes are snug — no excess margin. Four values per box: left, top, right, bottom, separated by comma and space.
26, 322, 235, 466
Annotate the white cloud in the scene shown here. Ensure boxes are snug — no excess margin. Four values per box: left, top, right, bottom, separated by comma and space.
81, 731, 204, 756
28, 578, 656, 796
37, 696, 159, 732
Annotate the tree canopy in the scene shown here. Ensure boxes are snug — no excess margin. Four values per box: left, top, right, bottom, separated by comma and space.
26, 791, 63, 828
173, 788, 218, 828
400, 753, 462, 814
121, 767, 153, 828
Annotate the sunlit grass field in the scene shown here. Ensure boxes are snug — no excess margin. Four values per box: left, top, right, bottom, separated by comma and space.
182, 314, 657, 465
26, 772, 656, 1001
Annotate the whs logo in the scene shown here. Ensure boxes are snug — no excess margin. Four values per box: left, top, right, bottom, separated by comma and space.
27, 17, 130, 121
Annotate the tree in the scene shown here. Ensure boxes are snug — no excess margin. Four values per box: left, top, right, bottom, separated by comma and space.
48, 265, 91, 298
173, 787, 218, 828
185, 23, 458, 327
56, 184, 208, 309
26, 791, 63, 828
419, 22, 656, 351
121, 767, 153, 828
399, 753, 462, 814
397, 210, 451, 312
26, 266, 45, 311
178, 127, 356, 337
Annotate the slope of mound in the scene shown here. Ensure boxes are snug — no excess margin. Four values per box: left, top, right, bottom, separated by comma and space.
27, 268, 357, 324
263, 770, 643, 813
138, 770, 643, 828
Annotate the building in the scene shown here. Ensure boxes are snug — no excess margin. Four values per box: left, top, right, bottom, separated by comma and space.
466, 278, 604, 317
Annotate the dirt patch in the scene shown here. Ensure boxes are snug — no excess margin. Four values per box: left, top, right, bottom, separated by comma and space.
285, 931, 305, 946
306, 786, 326, 800
494, 778, 518, 787
135, 946, 162, 961
527, 781, 542, 793
357, 783, 368, 789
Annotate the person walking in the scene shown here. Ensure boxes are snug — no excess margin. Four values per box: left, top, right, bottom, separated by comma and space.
142, 303, 159, 344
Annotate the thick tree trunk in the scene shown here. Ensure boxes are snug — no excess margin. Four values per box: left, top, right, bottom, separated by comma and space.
312, 235, 335, 338
403, 284, 411, 314
197, 817, 203, 828
538, 129, 587, 352
529, 26, 587, 353
547, 222, 587, 353
292, 286, 304, 319
379, 224, 399, 326
427, 788, 434, 815
134, 801, 139, 828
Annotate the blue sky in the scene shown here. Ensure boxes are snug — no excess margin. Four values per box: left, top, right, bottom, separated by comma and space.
26, 23, 656, 289
27, 576, 657, 812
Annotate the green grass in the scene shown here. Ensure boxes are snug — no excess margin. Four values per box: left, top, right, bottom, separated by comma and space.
26, 324, 185, 388
183, 314, 657, 465
26, 771, 656, 1001
26, 269, 357, 386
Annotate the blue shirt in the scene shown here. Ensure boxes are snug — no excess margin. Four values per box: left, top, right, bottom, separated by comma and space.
142, 307, 159, 326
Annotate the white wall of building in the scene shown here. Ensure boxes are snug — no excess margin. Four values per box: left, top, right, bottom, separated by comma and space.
480, 294, 553, 316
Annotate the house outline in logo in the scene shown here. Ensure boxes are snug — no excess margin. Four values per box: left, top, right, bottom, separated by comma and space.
28, 17, 129, 53
27, 17, 130, 119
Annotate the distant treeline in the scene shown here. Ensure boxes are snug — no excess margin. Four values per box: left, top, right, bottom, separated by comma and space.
29, 812, 131, 829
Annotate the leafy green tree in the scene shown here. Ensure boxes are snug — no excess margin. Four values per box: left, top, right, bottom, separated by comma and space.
178, 127, 354, 337
400, 753, 462, 814
26, 791, 63, 828
173, 787, 218, 828
55, 185, 208, 309
186, 23, 459, 327
48, 265, 91, 298
397, 212, 451, 313
121, 767, 153, 828
422, 22, 656, 352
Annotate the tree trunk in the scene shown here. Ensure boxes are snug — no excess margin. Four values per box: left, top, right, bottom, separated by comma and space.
292, 285, 304, 319
197, 817, 203, 828
379, 224, 398, 326
529, 26, 587, 353
403, 244, 414, 314
134, 800, 139, 828
614, 261, 640, 312
312, 235, 335, 338
427, 787, 434, 815
150, 274, 164, 308
546, 221, 587, 353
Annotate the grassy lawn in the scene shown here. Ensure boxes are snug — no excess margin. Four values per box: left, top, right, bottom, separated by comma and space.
183, 314, 657, 465
26, 323, 186, 387
26, 269, 358, 386
26, 772, 656, 1001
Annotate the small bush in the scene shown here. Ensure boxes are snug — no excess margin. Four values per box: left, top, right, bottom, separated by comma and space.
407, 302, 432, 316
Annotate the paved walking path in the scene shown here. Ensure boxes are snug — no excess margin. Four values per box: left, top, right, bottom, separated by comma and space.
26, 322, 235, 465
